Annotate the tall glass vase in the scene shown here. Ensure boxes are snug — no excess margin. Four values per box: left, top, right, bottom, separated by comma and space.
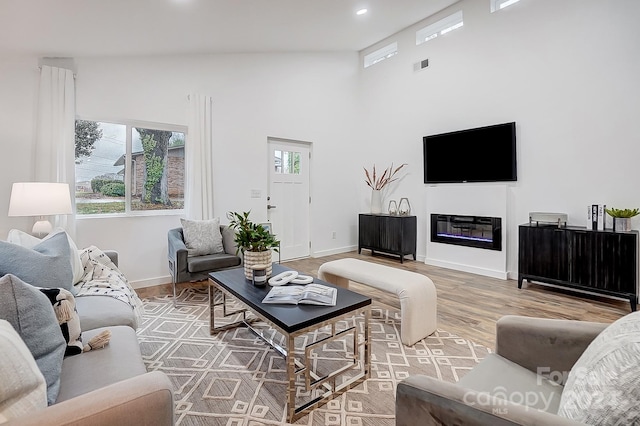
370, 189, 382, 214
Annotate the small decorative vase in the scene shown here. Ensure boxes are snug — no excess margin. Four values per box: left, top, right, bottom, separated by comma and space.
243, 249, 273, 280
398, 198, 411, 215
388, 200, 398, 215
370, 189, 382, 214
613, 217, 632, 232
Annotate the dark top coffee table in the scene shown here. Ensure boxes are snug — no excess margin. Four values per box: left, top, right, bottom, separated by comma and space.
208, 263, 371, 422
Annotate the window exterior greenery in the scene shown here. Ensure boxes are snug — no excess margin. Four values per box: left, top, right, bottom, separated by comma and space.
74, 119, 186, 215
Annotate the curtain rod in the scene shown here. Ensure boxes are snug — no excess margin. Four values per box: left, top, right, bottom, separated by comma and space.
37, 66, 77, 78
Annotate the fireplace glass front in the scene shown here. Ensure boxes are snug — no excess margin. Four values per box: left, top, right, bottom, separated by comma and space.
431, 214, 502, 251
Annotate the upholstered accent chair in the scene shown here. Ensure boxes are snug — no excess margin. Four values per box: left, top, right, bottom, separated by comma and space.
396, 314, 639, 425
167, 226, 241, 305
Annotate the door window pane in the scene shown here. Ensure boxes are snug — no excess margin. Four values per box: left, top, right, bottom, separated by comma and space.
274, 150, 301, 174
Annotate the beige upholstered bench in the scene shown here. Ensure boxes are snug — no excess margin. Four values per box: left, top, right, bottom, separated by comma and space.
317, 258, 437, 346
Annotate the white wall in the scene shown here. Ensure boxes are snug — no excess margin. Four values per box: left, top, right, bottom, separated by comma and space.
2, 0, 639, 285
1, 52, 361, 286
358, 0, 640, 278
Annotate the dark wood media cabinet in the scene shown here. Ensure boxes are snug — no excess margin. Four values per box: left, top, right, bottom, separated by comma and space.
358, 214, 416, 263
518, 223, 638, 311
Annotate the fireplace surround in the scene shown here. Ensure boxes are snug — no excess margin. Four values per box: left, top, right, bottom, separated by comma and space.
431, 214, 502, 251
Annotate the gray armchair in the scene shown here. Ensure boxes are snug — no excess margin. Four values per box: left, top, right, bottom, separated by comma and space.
167, 225, 241, 305
395, 315, 610, 426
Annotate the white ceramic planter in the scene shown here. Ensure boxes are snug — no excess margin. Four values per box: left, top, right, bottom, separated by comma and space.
243, 249, 273, 280
371, 190, 382, 214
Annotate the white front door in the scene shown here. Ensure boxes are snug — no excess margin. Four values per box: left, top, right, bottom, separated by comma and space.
267, 138, 311, 261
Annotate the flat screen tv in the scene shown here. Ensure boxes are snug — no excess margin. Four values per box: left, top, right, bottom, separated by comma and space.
423, 122, 516, 184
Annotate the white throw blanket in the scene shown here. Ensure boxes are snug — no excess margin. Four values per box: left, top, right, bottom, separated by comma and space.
74, 246, 144, 327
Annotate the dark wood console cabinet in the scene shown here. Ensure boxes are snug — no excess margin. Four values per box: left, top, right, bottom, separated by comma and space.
518, 223, 638, 311
358, 214, 417, 263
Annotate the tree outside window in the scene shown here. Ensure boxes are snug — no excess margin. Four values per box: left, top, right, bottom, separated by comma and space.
74, 120, 185, 215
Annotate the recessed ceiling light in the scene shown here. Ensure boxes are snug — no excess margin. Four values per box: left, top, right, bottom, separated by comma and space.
356, 8, 368, 15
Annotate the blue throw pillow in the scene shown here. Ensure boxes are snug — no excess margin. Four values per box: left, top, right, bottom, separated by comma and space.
0, 231, 74, 294
0, 274, 66, 405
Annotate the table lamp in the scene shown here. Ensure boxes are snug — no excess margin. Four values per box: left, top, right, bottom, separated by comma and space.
8, 182, 73, 236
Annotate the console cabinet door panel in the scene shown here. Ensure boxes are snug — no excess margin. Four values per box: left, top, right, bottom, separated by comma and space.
381, 216, 402, 252
358, 215, 377, 249
519, 226, 569, 281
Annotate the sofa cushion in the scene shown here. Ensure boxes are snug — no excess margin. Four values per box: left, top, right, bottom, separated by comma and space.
75, 295, 137, 331
56, 326, 147, 403
180, 217, 225, 256
458, 353, 563, 413
7, 228, 84, 285
187, 253, 241, 273
0, 274, 66, 405
558, 311, 640, 424
0, 319, 47, 422
0, 231, 74, 294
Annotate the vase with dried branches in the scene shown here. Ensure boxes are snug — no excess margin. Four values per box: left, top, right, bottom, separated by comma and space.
364, 163, 407, 214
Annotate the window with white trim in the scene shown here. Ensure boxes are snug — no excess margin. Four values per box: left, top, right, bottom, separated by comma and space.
74, 119, 185, 215
363, 42, 398, 68
491, 0, 522, 12
416, 11, 463, 45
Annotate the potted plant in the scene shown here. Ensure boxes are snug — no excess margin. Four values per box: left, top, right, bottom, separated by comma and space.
227, 211, 280, 280
605, 207, 639, 232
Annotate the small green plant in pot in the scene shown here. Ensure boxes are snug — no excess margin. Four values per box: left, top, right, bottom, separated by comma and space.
227, 211, 279, 280
605, 207, 639, 232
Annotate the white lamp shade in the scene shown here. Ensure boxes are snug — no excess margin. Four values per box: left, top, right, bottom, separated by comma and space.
8, 182, 73, 217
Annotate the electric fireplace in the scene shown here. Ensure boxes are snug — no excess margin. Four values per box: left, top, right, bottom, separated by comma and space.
431, 214, 502, 251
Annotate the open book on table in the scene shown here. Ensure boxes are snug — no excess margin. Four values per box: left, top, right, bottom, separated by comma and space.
262, 284, 337, 306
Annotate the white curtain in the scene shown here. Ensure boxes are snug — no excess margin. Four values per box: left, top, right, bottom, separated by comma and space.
35, 65, 76, 236
186, 94, 214, 220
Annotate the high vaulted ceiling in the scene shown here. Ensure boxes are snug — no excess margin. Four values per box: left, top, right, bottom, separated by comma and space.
0, 0, 459, 57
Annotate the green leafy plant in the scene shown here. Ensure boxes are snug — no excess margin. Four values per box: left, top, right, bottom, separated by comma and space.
605, 207, 640, 218
364, 163, 407, 190
227, 211, 280, 253
141, 134, 165, 203
100, 182, 125, 197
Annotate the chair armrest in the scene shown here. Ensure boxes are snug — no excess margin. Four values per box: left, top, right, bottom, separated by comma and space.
495, 315, 608, 383
103, 250, 119, 267
167, 228, 187, 258
396, 375, 584, 426
167, 228, 190, 284
5, 371, 173, 426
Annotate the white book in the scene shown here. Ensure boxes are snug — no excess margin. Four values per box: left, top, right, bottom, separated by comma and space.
597, 204, 606, 231
587, 205, 592, 228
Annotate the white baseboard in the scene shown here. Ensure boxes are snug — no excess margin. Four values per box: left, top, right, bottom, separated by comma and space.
312, 245, 357, 258
130, 275, 171, 289
425, 258, 508, 280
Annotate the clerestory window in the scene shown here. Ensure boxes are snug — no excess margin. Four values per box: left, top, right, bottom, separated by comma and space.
416, 11, 464, 45
491, 0, 522, 12
363, 42, 398, 68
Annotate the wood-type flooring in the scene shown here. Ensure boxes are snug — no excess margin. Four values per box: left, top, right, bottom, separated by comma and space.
137, 251, 630, 349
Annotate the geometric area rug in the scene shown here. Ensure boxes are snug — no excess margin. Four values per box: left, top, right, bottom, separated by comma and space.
138, 288, 492, 426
